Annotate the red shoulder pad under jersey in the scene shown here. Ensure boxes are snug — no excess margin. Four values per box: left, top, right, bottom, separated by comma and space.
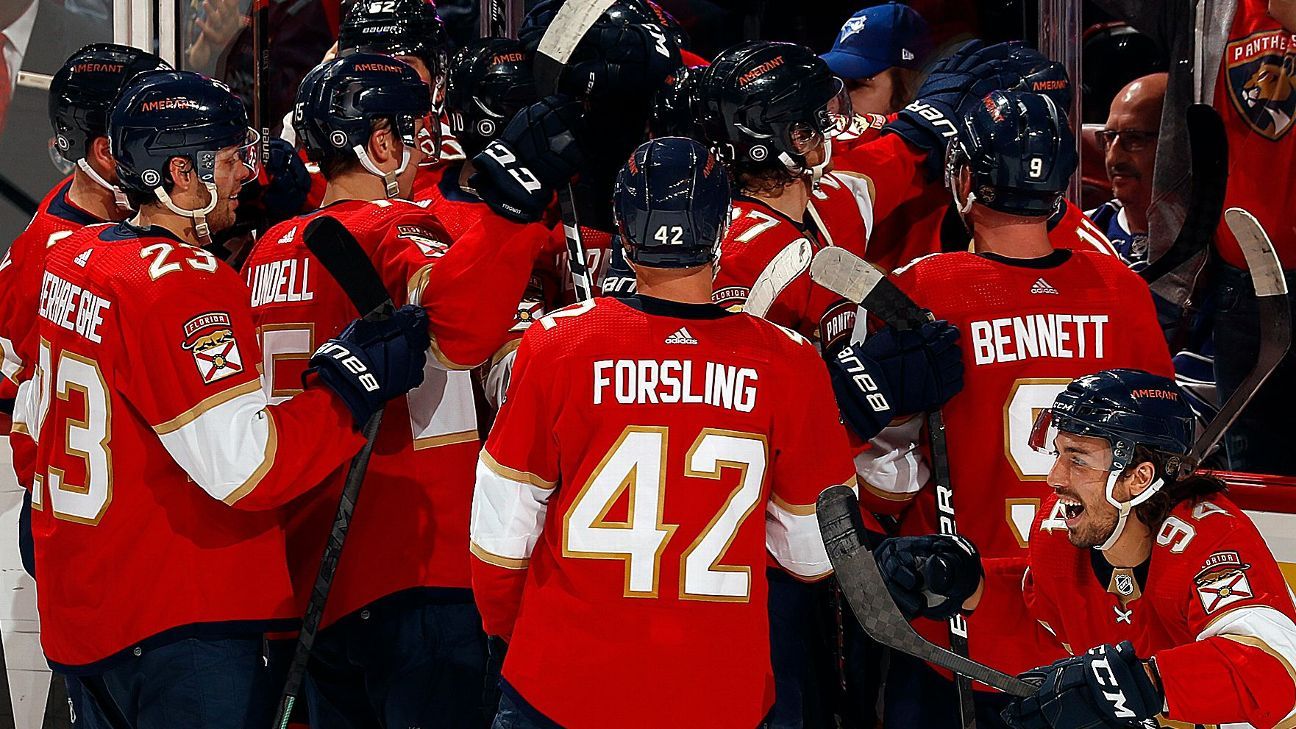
808, 170, 876, 260
1050, 200, 1119, 256
713, 197, 847, 342
0, 176, 101, 395
411, 163, 491, 241
1148, 497, 1296, 727
470, 297, 857, 728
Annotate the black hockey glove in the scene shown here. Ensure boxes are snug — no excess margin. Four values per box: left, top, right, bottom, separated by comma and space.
307, 305, 430, 428
563, 22, 681, 104
1003, 642, 1164, 729
470, 94, 585, 223
875, 534, 982, 621
886, 40, 1036, 178
829, 320, 963, 439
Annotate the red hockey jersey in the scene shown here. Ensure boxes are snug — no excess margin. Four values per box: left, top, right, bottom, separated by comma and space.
979, 493, 1296, 727
868, 249, 1174, 679
31, 222, 364, 670
469, 295, 856, 729
247, 198, 548, 625
1, 176, 103, 488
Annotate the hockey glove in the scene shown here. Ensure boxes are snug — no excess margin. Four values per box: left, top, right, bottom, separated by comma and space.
471, 95, 585, 223
874, 534, 982, 621
827, 341, 900, 441
235, 138, 312, 231
1003, 642, 1164, 729
307, 305, 430, 428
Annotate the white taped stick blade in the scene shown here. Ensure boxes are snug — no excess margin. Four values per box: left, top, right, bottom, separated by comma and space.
745, 238, 812, 318
1225, 207, 1289, 297
535, 0, 618, 66
810, 247, 886, 304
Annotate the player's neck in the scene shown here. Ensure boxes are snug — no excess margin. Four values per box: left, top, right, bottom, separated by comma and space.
1100, 518, 1153, 568
636, 265, 714, 304
320, 173, 394, 206
68, 168, 124, 223
130, 205, 204, 246
970, 209, 1053, 258
748, 178, 810, 221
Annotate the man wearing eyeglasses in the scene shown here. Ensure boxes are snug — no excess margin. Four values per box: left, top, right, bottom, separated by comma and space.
1086, 73, 1168, 272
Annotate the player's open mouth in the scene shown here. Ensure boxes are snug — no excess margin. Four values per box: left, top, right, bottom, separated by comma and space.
1059, 497, 1084, 527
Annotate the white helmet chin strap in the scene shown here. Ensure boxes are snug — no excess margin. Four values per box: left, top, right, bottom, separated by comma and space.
354, 144, 411, 199
77, 159, 132, 211
1097, 469, 1166, 552
152, 181, 220, 244
777, 139, 834, 191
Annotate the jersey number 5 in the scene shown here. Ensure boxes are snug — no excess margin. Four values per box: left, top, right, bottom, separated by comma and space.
564, 426, 767, 602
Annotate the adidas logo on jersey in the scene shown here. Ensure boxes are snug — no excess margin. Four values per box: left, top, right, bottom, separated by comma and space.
73, 249, 92, 267
1030, 277, 1059, 295
664, 326, 698, 345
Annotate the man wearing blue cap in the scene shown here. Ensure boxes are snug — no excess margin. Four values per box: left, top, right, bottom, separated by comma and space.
821, 2, 932, 115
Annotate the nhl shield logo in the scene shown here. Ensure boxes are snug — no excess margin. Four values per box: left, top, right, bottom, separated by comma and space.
182, 312, 244, 384
1224, 30, 1296, 141
1113, 572, 1135, 597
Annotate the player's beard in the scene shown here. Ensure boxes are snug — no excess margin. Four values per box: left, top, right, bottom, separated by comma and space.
205, 193, 238, 235
1062, 490, 1119, 549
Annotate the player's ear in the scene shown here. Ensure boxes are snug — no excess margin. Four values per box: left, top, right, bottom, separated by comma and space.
88, 137, 116, 180
1123, 460, 1158, 498
167, 156, 195, 194
368, 125, 397, 167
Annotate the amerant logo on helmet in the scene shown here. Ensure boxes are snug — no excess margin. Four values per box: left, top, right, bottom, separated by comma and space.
1031, 79, 1068, 92
354, 62, 406, 74
738, 56, 784, 88
492, 52, 526, 65
139, 97, 202, 113
72, 63, 124, 74
1130, 388, 1178, 401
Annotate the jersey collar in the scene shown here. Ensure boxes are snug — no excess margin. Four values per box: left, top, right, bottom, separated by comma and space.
976, 249, 1072, 269
621, 294, 735, 320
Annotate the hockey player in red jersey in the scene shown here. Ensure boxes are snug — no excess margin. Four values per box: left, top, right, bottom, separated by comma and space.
26, 71, 429, 728
860, 90, 1174, 728
245, 52, 574, 726
1, 45, 169, 470
471, 138, 873, 729
888, 369, 1296, 728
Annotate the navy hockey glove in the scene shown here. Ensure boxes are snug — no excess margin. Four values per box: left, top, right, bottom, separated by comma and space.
875, 534, 982, 621
828, 341, 899, 441
471, 94, 585, 223
307, 305, 430, 428
1004, 642, 1164, 729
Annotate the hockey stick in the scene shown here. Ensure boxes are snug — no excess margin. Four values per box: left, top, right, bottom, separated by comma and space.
1191, 208, 1291, 462
272, 216, 394, 729
480, 0, 504, 37
816, 485, 1035, 697
1140, 105, 1227, 285
533, 0, 617, 302
252, 0, 271, 167
810, 247, 976, 726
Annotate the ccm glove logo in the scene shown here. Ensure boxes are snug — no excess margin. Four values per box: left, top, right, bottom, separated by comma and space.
482, 141, 543, 192
1088, 651, 1136, 719
835, 346, 890, 413
904, 100, 959, 139
315, 341, 380, 393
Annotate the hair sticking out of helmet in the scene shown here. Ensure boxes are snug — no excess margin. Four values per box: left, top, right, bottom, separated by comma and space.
110, 71, 258, 242
293, 54, 432, 198
445, 39, 537, 159
945, 89, 1077, 219
1028, 368, 1198, 551
697, 41, 852, 189
50, 43, 171, 207
613, 137, 732, 270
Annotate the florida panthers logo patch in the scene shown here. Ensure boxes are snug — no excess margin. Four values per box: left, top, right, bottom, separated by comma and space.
1224, 30, 1296, 140
1195, 551, 1255, 614
182, 312, 243, 384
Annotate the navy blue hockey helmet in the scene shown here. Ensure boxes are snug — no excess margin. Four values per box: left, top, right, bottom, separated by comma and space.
49, 44, 171, 165
110, 71, 256, 196
613, 137, 731, 268
649, 64, 703, 139
946, 89, 1077, 216
1030, 369, 1196, 474
294, 54, 431, 195
444, 38, 536, 158
338, 0, 449, 90
697, 41, 852, 173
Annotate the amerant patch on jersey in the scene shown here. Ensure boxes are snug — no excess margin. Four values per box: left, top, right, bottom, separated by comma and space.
181, 311, 243, 384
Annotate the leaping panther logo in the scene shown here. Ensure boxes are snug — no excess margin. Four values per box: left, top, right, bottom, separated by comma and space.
1226, 31, 1296, 140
